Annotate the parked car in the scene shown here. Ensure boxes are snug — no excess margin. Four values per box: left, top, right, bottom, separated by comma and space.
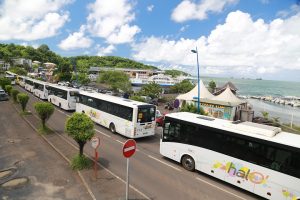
0, 89, 9, 101
155, 110, 165, 127
164, 102, 174, 110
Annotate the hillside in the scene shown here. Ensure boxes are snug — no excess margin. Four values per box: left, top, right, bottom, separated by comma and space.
0, 43, 157, 72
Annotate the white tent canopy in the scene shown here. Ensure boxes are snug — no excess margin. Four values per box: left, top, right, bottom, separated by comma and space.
176, 80, 214, 102
212, 86, 245, 104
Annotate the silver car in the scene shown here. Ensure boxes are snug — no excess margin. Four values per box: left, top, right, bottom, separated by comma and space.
0, 89, 9, 101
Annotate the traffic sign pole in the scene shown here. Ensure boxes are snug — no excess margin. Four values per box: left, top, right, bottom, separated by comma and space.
94, 150, 98, 178
91, 137, 100, 179
122, 139, 136, 200
126, 158, 129, 200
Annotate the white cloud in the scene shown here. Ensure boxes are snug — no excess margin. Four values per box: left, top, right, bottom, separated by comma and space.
97, 44, 116, 56
58, 26, 93, 50
171, 0, 238, 22
277, 4, 300, 18
132, 10, 300, 77
87, 0, 140, 44
0, 0, 72, 41
147, 5, 154, 12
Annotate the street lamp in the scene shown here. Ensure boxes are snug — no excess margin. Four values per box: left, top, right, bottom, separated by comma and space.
191, 47, 200, 114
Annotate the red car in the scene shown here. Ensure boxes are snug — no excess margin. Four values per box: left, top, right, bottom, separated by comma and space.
155, 110, 165, 127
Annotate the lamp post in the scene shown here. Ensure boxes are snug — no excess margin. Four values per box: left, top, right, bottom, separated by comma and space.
191, 47, 200, 114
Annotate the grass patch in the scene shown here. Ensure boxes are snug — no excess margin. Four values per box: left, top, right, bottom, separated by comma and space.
37, 125, 53, 135
71, 154, 92, 170
20, 111, 32, 116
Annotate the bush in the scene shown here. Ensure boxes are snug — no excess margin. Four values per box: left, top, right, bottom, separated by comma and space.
11, 89, 20, 103
34, 102, 55, 130
130, 95, 145, 102
17, 93, 29, 112
4, 85, 13, 96
71, 154, 92, 170
180, 103, 207, 115
0, 77, 11, 89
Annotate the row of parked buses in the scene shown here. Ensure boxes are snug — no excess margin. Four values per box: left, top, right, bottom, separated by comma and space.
9, 71, 300, 199
13, 73, 156, 139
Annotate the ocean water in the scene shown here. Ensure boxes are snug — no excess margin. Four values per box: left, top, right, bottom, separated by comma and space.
201, 77, 300, 97
201, 77, 300, 125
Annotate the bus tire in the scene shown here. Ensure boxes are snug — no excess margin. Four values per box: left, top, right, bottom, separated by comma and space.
82, 111, 85, 114
50, 99, 52, 103
59, 103, 61, 108
109, 123, 116, 134
181, 155, 195, 171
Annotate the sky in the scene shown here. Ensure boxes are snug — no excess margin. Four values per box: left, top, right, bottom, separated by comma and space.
0, 0, 300, 81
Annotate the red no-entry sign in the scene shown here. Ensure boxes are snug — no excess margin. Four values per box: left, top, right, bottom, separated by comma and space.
122, 139, 136, 158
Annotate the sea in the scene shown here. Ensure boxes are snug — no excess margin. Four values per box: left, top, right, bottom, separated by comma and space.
201, 77, 300, 125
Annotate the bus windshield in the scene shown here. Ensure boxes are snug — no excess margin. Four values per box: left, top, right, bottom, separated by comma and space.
137, 106, 155, 123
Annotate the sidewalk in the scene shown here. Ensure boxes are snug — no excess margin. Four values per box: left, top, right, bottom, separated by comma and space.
0, 101, 91, 200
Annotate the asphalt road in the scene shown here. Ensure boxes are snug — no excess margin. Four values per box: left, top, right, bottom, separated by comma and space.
17, 86, 263, 200
0, 101, 91, 200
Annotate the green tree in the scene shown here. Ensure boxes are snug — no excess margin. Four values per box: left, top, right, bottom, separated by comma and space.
17, 93, 29, 112
164, 69, 189, 77
170, 80, 194, 93
130, 95, 145, 102
65, 113, 95, 157
261, 111, 269, 120
9, 66, 27, 75
139, 82, 162, 99
98, 71, 131, 92
4, 85, 12, 96
11, 89, 19, 103
34, 102, 55, 130
208, 80, 216, 93
0, 77, 11, 89
72, 73, 90, 85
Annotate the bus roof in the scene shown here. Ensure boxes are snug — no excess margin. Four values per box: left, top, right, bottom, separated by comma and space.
165, 112, 300, 149
47, 83, 79, 92
6, 71, 17, 76
32, 79, 48, 85
79, 90, 154, 108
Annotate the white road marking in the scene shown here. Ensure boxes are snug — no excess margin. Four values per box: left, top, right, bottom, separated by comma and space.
55, 108, 67, 115
148, 155, 182, 171
195, 177, 248, 200
116, 140, 124, 144
95, 129, 111, 138
124, 146, 135, 152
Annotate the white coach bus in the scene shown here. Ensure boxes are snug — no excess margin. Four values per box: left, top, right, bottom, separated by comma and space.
46, 84, 79, 110
5, 71, 17, 85
24, 78, 34, 92
76, 91, 156, 138
17, 76, 26, 87
33, 80, 48, 100
160, 112, 300, 200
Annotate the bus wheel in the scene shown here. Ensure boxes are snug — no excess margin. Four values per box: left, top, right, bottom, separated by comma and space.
109, 123, 116, 134
59, 103, 61, 108
50, 99, 52, 103
182, 155, 195, 171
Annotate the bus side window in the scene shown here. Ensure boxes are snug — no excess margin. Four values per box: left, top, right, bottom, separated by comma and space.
290, 152, 300, 178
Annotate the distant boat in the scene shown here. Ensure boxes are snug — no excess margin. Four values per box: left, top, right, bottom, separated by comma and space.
130, 74, 191, 87
256, 78, 263, 80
